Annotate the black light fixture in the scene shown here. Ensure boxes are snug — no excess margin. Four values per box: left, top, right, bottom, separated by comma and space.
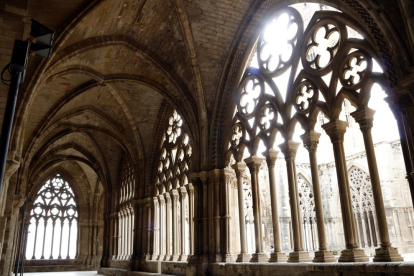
0, 19, 54, 204
29, 19, 55, 59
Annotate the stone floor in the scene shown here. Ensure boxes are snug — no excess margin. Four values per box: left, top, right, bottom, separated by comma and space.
24, 272, 103, 276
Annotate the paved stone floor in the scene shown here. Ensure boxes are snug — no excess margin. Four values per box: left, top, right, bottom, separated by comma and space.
24, 272, 103, 276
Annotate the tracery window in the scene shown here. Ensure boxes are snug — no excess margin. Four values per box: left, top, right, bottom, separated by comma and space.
26, 174, 78, 260
225, 2, 389, 259
297, 174, 317, 251
349, 166, 378, 248
153, 109, 192, 260
117, 158, 135, 260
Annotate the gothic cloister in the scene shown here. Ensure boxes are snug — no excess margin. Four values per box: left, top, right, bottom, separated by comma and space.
1, 0, 414, 275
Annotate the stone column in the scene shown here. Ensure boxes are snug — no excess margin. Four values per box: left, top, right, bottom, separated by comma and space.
301, 132, 337, 262
351, 107, 403, 261
279, 141, 311, 262
322, 120, 368, 262
263, 149, 287, 262
200, 172, 209, 262
164, 193, 171, 261
146, 198, 152, 260
178, 186, 188, 261
187, 183, 194, 256
232, 162, 251, 262
244, 156, 268, 262
157, 195, 165, 261
152, 197, 160, 260
211, 170, 222, 262
222, 169, 235, 262
169, 189, 179, 261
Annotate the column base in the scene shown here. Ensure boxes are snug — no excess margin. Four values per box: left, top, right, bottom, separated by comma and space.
169, 254, 179, 261
236, 253, 251, 262
222, 253, 236, 262
250, 252, 269, 263
338, 248, 369, 262
373, 247, 404, 262
163, 255, 169, 261
313, 250, 337, 263
287, 251, 312, 263
187, 255, 200, 264
269, 252, 288, 262
151, 255, 159, 261
209, 254, 223, 263
157, 255, 165, 261
178, 254, 188, 261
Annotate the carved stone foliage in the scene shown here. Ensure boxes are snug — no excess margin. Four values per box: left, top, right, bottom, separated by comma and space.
155, 110, 192, 195
225, 3, 386, 163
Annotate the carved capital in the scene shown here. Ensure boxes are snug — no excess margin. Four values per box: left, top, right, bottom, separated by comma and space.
244, 156, 264, 174
301, 131, 321, 153
223, 168, 234, 185
322, 120, 348, 143
263, 148, 279, 168
232, 162, 246, 179
279, 141, 300, 160
164, 193, 171, 204
350, 106, 375, 132
210, 169, 221, 185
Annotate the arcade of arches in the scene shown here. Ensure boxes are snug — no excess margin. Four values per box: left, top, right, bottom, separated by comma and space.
1, 1, 414, 275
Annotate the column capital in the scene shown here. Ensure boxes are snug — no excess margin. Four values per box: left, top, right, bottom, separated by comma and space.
223, 168, 234, 184
164, 192, 171, 204
279, 140, 300, 160
158, 194, 165, 205
198, 171, 209, 184
263, 148, 279, 167
178, 186, 187, 199
244, 156, 264, 173
350, 106, 376, 132
301, 131, 321, 153
185, 183, 194, 195
322, 120, 348, 143
232, 162, 246, 178
210, 169, 221, 184
170, 189, 179, 198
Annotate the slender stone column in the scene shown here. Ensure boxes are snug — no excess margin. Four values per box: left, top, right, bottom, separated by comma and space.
112, 213, 119, 260
301, 132, 337, 262
187, 183, 194, 256
152, 197, 160, 260
210, 170, 222, 262
244, 156, 268, 262
263, 149, 287, 262
146, 198, 152, 260
200, 172, 209, 262
351, 107, 403, 261
222, 169, 236, 262
164, 193, 171, 261
169, 189, 179, 261
157, 195, 165, 260
178, 186, 188, 261
279, 141, 312, 262
232, 162, 251, 262
322, 120, 368, 262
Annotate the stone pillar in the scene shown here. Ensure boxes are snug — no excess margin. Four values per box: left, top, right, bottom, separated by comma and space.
222, 169, 235, 262
145, 198, 152, 260
279, 141, 311, 262
112, 213, 119, 260
178, 186, 188, 261
200, 172, 209, 262
351, 107, 403, 261
169, 189, 179, 261
211, 170, 222, 262
152, 197, 160, 260
232, 162, 251, 262
157, 195, 165, 261
322, 120, 368, 262
164, 193, 171, 261
301, 132, 337, 262
244, 156, 268, 262
187, 183, 194, 256
263, 149, 287, 262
